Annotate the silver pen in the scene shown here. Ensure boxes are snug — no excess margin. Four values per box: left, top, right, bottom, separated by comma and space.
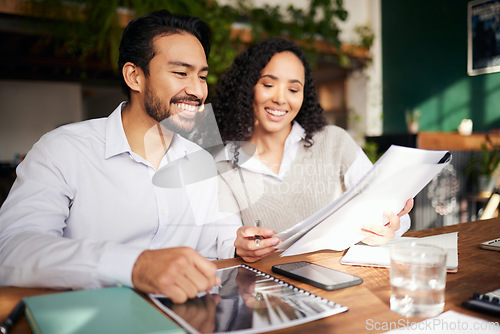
254, 219, 262, 247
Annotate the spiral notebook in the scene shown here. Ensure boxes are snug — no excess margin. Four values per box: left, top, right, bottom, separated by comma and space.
150, 264, 348, 334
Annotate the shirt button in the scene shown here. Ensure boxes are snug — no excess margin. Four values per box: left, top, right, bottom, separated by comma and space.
161, 209, 166, 215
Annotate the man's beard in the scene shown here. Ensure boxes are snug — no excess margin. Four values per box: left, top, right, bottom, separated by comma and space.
144, 86, 198, 135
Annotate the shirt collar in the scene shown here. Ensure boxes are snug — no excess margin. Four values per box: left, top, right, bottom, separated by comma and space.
214, 121, 306, 166
105, 102, 132, 159
285, 121, 306, 148
214, 142, 238, 163
243, 121, 306, 178
105, 102, 196, 164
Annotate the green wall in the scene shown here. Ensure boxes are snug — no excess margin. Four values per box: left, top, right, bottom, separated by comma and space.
382, 0, 500, 133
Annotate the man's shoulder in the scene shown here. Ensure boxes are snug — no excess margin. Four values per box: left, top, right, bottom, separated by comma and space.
41, 117, 107, 144
34, 117, 108, 158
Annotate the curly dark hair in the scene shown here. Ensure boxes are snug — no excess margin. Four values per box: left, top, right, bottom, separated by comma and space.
213, 37, 326, 147
118, 10, 211, 100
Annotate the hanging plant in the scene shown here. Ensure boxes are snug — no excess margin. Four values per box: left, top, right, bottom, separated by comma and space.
25, 0, 349, 85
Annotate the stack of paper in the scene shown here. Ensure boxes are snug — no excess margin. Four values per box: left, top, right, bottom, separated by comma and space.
340, 232, 458, 272
274, 145, 451, 256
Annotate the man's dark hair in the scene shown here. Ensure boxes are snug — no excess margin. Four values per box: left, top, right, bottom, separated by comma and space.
118, 10, 211, 99
213, 38, 326, 148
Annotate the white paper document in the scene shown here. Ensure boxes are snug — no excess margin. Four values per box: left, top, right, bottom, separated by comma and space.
383, 310, 500, 333
274, 145, 451, 257
340, 232, 459, 272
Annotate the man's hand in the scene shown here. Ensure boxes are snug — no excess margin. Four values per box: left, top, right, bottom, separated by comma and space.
131, 247, 220, 303
360, 198, 414, 245
234, 226, 281, 262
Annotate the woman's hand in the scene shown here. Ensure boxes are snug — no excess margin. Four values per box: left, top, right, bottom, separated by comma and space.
234, 226, 281, 262
360, 198, 414, 245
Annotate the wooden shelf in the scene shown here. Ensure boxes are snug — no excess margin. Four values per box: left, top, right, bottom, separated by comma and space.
418, 131, 500, 151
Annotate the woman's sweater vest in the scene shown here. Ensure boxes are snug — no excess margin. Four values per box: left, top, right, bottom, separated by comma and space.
217, 126, 359, 233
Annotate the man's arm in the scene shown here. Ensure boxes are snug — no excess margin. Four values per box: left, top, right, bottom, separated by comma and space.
0, 137, 144, 288
0, 134, 220, 300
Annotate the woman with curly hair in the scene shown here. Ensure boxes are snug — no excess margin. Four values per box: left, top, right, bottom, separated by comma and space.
213, 38, 413, 262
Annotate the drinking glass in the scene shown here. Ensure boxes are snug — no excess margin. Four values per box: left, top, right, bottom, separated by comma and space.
389, 242, 447, 317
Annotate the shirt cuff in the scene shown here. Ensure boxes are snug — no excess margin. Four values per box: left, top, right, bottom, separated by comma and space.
98, 243, 145, 288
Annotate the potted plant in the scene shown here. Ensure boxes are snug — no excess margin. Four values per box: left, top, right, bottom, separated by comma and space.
466, 138, 500, 193
405, 109, 421, 134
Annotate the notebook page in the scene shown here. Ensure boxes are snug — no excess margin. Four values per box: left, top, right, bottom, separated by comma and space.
341, 232, 458, 271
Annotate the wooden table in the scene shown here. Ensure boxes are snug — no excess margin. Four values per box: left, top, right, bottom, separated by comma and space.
2, 219, 500, 333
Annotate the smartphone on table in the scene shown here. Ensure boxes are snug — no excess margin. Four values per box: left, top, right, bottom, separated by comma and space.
480, 238, 500, 252
272, 261, 363, 291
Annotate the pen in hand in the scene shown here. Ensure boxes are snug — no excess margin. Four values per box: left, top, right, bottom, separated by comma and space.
0, 300, 25, 334
254, 219, 262, 247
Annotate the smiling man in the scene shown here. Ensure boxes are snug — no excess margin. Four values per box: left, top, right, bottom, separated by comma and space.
0, 10, 239, 303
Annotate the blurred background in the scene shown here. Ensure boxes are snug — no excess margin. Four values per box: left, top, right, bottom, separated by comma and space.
1, 0, 500, 229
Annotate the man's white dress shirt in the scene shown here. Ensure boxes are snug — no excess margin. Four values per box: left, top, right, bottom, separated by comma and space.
0, 102, 239, 289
